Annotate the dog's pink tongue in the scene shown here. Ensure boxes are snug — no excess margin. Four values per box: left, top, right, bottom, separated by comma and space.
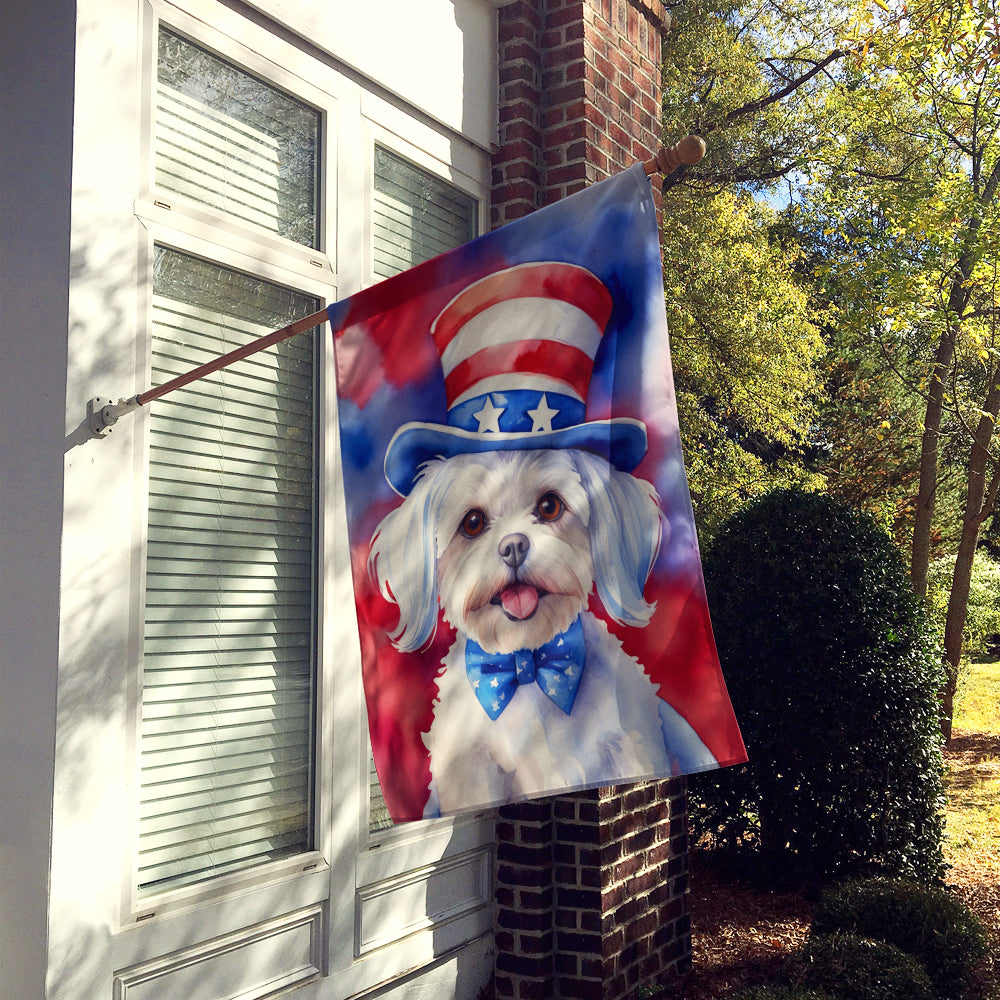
501, 584, 539, 620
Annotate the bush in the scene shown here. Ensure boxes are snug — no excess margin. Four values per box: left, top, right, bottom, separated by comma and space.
793, 933, 934, 1000
692, 489, 946, 882
811, 878, 988, 998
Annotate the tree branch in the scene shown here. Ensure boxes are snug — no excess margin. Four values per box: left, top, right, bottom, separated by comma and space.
703, 49, 848, 133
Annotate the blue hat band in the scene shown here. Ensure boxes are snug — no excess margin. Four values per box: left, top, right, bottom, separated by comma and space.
448, 391, 584, 436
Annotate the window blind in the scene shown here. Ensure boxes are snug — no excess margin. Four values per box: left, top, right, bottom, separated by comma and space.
138, 248, 319, 895
372, 146, 478, 280
368, 148, 477, 832
156, 28, 320, 248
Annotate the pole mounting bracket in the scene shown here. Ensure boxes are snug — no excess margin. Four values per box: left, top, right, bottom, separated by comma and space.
87, 396, 140, 438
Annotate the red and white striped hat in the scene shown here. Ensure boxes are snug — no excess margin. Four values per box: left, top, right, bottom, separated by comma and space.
383, 261, 647, 495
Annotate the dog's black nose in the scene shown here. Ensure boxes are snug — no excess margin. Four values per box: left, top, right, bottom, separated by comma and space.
498, 533, 530, 569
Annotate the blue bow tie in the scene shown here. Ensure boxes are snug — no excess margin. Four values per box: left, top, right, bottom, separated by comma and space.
465, 617, 585, 720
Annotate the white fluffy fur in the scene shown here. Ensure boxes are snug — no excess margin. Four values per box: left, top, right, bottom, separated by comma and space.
369, 448, 716, 815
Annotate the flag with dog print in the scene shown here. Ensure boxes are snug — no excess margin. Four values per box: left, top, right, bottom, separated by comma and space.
329, 164, 746, 822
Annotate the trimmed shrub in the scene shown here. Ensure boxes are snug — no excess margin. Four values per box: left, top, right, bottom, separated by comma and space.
692, 489, 946, 882
793, 933, 934, 1000
812, 878, 988, 998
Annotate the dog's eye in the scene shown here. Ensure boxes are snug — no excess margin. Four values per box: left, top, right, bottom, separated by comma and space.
460, 508, 487, 538
536, 492, 564, 522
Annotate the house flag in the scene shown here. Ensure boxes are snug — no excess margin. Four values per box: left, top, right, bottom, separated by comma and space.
329, 164, 746, 822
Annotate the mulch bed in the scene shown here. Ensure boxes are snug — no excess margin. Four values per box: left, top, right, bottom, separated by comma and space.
656, 850, 814, 999
656, 734, 1000, 999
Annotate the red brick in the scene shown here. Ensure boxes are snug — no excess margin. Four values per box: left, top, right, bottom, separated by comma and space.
548, 4, 590, 29
546, 118, 589, 146
557, 930, 603, 955
493, 139, 541, 165
546, 163, 589, 186
518, 978, 557, 1000
498, 863, 553, 888
542, 40, 587, 70
625, 910, 658, 944
499, 99, 540, 124
555, 952, 579, 976
625, 868, 658, 896
502, 120, 543, 144
540, 27, 565, 50
503, 40, 538, 63
559, 979, 604, 1000
519, 930, 555, 954
542, 66, 566, 89
504, 79, 542, 104
542, 105, 566, 129
499, 841, 552, 867
498, 906, 551, 932
497, 951, 551, 978
520, 886, 554, 910
495, 973, 515, 999
559, 886, 602, 909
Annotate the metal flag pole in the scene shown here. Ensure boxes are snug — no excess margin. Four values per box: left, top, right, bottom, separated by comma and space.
87, 135, 706, 438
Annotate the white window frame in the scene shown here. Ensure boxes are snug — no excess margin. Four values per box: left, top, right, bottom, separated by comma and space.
111, 0, 495, 992
124, 0, 338, 927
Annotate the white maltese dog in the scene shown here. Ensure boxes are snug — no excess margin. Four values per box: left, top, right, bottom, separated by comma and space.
369, 446, 716, 817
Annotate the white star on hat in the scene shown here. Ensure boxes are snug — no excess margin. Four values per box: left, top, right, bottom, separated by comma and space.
473, 396, 505, 433
527, 394, 559, 432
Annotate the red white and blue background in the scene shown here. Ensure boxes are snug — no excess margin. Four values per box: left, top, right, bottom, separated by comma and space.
330, 165, 746, 822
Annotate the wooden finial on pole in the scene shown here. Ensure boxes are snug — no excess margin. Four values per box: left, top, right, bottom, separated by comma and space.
643, 135, 707, 176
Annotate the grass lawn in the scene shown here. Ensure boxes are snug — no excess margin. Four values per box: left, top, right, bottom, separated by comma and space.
943, 657, 1000, 1000
945, 659, 1000, 870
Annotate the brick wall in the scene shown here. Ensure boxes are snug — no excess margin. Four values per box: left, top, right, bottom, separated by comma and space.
490, 9, 690, 998
494, 781, 691, 1000
492, 0, 668, 227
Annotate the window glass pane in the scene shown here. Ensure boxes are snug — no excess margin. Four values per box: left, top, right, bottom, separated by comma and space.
372, 146, 477, 279
156, 28, 320, 248
139, 246, 318, 895
369, 149, 478, 832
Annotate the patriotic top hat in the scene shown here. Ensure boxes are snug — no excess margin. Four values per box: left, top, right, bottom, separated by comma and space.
383, 261, 648, 496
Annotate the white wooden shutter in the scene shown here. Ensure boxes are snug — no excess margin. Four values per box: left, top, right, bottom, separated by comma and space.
138, 248, 319, 895
367, 147, 477, 831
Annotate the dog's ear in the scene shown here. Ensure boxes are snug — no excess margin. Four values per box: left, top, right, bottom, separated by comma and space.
368, 461, 448, 652
571, 451, 663, 627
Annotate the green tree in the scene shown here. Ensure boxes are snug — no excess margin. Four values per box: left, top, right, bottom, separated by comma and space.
800, 0, 1000, 735
662, 189, 825, 537
659, 0, 845, 537
660, 0, 999, 738
661, 0, 853, 195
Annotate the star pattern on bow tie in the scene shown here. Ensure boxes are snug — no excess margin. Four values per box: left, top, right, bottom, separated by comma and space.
464, 617, 586, 720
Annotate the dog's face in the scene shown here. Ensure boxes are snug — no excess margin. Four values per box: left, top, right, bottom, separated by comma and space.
369, 446, 662, 655
435, 450, 594, 653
